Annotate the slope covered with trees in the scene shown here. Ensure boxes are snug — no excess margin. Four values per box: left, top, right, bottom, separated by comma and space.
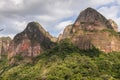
0, 40, 120, 80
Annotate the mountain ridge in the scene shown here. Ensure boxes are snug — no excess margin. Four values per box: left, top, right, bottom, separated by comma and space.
0, 7, 119, 63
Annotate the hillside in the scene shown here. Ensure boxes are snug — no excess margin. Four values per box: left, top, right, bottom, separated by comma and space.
0, 40, 120, 80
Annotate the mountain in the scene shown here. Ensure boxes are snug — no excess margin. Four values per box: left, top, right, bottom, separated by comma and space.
8, 22, 56, 63
7, 7, 120, 63
60, 7, 120, 53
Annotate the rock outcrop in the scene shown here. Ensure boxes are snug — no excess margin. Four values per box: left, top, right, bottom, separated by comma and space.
58, 24, 72, 41
72, 7, 116, 32
0, 37, 11, 59
60, 7, 120, 53
108, 19, 118, 32
8, 22, 55, 63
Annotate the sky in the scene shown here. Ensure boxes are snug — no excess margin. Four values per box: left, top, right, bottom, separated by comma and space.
0, 0, 120, 38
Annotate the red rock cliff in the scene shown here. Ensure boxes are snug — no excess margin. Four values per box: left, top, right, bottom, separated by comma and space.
8, 22, 55, 63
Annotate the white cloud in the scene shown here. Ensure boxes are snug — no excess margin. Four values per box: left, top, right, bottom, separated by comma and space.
36, 15, 57, 22
55, 20, 73, 35
98, 6, 119, 19
12, 21, 27, 31
10, 0, 23, 5
116, 0, 120, 4
90, 0, 114, 6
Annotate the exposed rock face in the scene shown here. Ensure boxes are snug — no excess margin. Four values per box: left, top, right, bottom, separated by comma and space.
62, 24, 73, 39
8, 22, 55, 62
108, 19, 118, 32
58, 24, 72, 41
0, 37, 11, 58
72, 7, 114, 32
71, 31, 120, 52
60, 7, 120, 53
58, 34, 63, 42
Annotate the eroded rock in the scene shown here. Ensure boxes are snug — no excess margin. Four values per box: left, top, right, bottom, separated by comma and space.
8, 22, 55, 63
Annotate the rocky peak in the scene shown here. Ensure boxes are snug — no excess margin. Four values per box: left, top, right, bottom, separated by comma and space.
8, 22, 55, 63
25, 22, 46, 35
72, 7, 113, 32
76, 7, 107, 23
27, 22, 57, 42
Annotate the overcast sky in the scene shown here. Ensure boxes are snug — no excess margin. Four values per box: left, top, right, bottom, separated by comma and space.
0, 0, 120, 38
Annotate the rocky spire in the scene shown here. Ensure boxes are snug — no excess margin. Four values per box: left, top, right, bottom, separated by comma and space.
60, 7, 120, 53
72, 7, 114, 32
8, 22, 55, 63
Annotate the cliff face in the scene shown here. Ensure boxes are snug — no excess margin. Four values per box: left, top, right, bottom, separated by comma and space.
72, 7, 115, 32
60, 7, 120, 53
8, 22, 55, 62
108, 19, 118, 32
71, 30, 120, 52
0, 37, 11, 58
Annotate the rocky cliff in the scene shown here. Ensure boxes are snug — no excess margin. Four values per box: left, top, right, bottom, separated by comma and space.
58, 24, 73, 41
60, 7, 120, 53
8, 22, 55, 63
72, 7, 115, 32
108, 19, 118, 32
0, 37, 11, 59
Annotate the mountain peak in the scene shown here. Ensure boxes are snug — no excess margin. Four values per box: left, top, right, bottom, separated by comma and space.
27, 21, 41, 29
76, 7, 107, 23
84, 7, 96, 11
72, 7, 114, 32
8, 21, 55, 63
25, 22, 46, 34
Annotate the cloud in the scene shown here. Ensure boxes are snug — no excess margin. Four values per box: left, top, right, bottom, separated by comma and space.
0, 20, 27, 38
98, 6, 119, 18
90, 0, 115, 6
0, 0, 119, 38
54, 20, 73, 36
36, 15, 57, 22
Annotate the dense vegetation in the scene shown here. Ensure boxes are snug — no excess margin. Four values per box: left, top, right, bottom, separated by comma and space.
0, 40, 120, 80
